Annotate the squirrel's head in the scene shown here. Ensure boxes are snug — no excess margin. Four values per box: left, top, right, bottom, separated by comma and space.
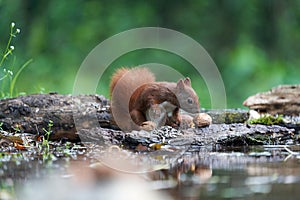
175, 77, 200, 114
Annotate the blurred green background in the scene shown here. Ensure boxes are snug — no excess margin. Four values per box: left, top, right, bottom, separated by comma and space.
0, 0, 299, 108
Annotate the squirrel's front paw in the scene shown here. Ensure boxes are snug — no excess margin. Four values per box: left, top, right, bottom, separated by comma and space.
179, 114, 195, 129
140, 121, 157, 131
193, 113, 212, 127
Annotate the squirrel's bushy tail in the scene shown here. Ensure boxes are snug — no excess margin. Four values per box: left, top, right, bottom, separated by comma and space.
110, 67, 155, 131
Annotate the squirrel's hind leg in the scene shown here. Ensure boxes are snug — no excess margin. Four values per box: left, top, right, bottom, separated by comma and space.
140, 121, 157, 131
130, 109, 146, 126
130, 108, 160, 131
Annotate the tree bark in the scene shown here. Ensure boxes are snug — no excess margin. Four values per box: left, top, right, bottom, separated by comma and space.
0, 93, 297, 147
0, 93, 115, 141
243, 85, 300, 115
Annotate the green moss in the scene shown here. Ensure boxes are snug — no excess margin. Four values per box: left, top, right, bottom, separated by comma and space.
248, 115, 284, 125
225, 111, 249, 124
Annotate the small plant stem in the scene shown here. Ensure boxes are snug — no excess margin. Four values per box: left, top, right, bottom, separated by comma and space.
9, 59, 33, 97
0, 25, 14, 67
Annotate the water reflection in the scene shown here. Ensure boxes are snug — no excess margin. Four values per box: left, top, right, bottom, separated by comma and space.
158, 147, 300, 199
0, 145, 300, 200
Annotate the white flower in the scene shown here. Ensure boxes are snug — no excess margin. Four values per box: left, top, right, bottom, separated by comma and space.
7, 70, 13, 76
11, 22, 15, 28
3, 69, 13, 76
16, 28, 21, 33
10, 46, 14, 50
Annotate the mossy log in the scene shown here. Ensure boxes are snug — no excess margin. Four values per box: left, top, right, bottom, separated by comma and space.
0, 93, 114, 141
0, 94, 297, 147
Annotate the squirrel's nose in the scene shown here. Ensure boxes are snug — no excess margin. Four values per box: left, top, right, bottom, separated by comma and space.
191, 107, 200, 114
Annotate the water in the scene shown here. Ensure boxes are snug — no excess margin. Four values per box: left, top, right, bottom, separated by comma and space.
164, 150, 300, 199
1, 145, 300, 200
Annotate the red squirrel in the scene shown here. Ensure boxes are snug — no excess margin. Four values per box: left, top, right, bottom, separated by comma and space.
110, 67, 210, 131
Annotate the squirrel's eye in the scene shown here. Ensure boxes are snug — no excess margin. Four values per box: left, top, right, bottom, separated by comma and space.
187, 98, 193, 104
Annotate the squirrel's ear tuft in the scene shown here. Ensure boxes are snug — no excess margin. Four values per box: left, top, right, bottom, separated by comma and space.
177, 79, 185, 89
184, 77, 191, 86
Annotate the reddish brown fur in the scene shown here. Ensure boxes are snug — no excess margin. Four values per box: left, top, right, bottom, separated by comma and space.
109, 67, 199, 131
129, 83, 180, 126
110, 67, 156, 130
110, 68, 133, 96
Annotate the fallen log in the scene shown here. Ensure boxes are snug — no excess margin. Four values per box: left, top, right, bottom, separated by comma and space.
0, 93, 114, 141
0, 93, 249, 140
77, 123, 296, 150
0, 93, 297, 147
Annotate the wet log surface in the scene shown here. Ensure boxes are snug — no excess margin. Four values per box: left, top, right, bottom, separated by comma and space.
0, 93, 114, 141
0, 94, 299, 148
243, 84, 300, 115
